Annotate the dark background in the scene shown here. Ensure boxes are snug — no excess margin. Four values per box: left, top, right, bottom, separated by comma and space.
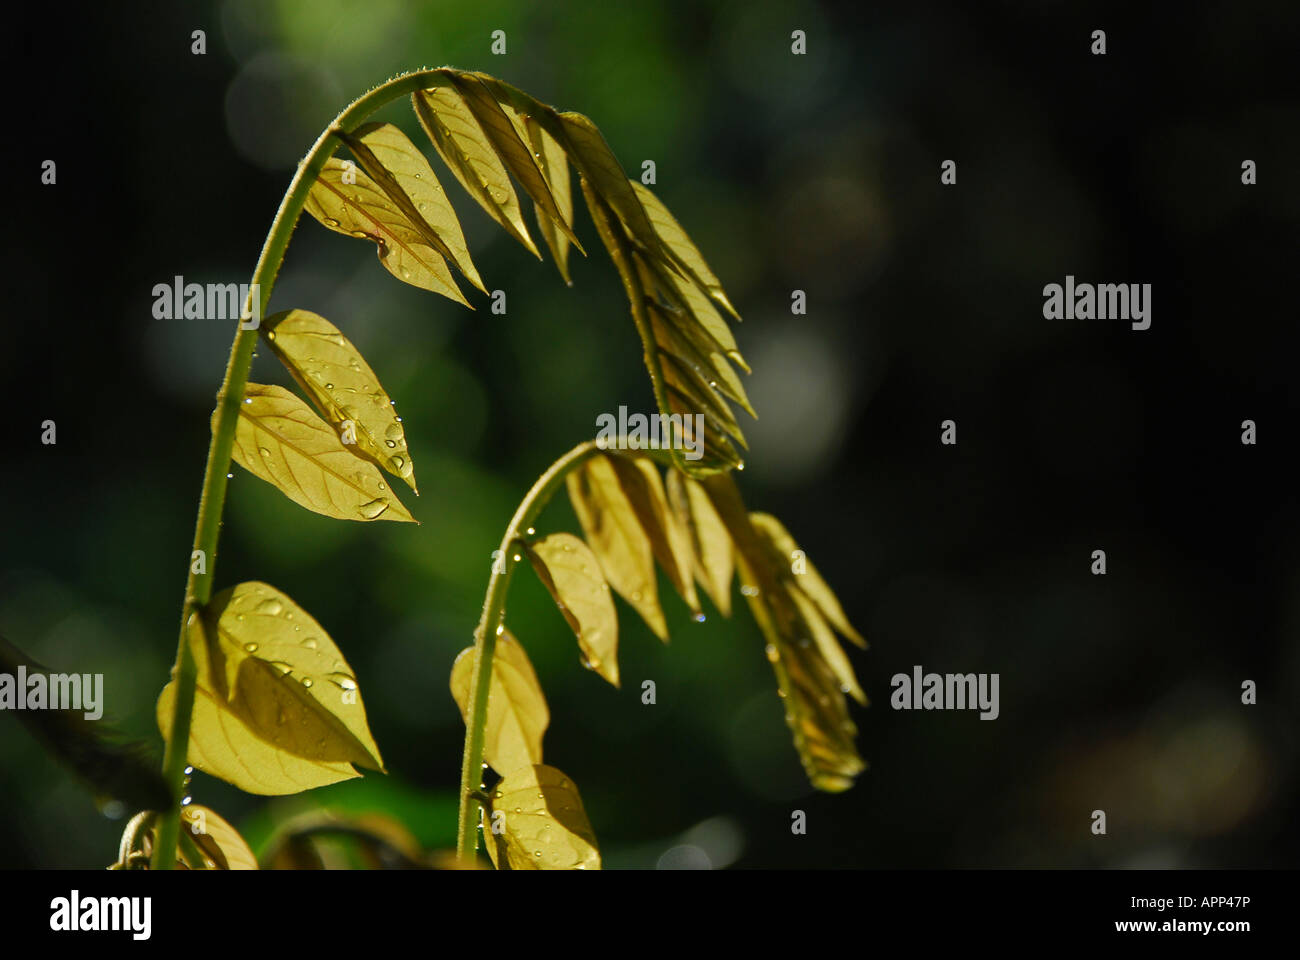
2, 0, 1297, 868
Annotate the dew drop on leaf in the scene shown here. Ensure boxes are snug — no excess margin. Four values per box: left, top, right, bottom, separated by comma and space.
358, 498, 390, 520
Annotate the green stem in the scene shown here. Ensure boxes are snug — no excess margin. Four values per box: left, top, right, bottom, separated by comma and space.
455, 441, 674, 864
152, 68, 454, 870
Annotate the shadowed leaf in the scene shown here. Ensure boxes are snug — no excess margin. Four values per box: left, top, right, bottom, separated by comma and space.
566, 455, 665, 641
487, 764, 600, 870
228, 382, 415, 523
157, 583, 384, 795
0, 635, 172, 812
608, 455, 701, 618
666, 470, 734, 617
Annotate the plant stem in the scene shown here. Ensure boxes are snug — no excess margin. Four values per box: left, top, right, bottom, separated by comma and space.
152, 68, 453, 870
455, 442, 675, 863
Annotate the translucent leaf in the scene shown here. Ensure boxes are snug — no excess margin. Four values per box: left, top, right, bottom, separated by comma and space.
263, 309, 417, 493
449, 630, 549, 775
411, 79, 540, 258
487, 764, 600, 870
580, 179, 744, 477
156, 582, 384, 795
525, 533, 620, 687
448, 73, 582, 250
556, 110, 663, 263
523, 112, 575, 284
565, 455, 665, 641
749, 513, 866, 648
632, 180, 740, 322
607, 455, 701, 617
701, 475, 865, 792
228, 383, 415, 523
304, 157, 469, 305
666, 470, 734, 617
177, 805, 259, 870
343, 121, 486, 294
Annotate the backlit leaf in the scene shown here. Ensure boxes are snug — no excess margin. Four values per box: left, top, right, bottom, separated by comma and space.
228, 382, 415, 523
607, 455, 701, 617
177, 805, 259, 870
632, 180, 740, 322
566, 455, 665, 641
487, 764, 600, 870
304, 157, 469, 305
263, 310, 416, 493
342, 121, 486, 294
666, 470, 734, 617
523, 112, 575, 284
749, 513, 866, 648
156, 582, 384, 795
450, 630, 549, 776
701, 475, 865, 792
412, 78, 540, 258
525, 533, 620, 687
556, 110, 663, 262
447, 73, 583, 251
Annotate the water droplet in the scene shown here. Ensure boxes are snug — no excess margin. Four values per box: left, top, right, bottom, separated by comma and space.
184, 766, 194, 775
525, 527, 535, 536
300, 637, 318, 649
737, 462, 745, 471
385, 439, 396, 448
301, 678, 314, 688
226, 473, 233, 479
512, 553, 521, 562
324, 217, 340, 227
358, 499, 389, 520
495, 624, 504, 636
377, 482, 386, 491
764, 644, 779, 663
325, 672, 357, 691
243, 642, 259, 653
181, 796, 192, 806
243, 398, 252, 405
268, 661, 292, 677
493, 790, 503, 799
255, 598, 283, 616
694, 612, 706, 623
392, 456, 405, 470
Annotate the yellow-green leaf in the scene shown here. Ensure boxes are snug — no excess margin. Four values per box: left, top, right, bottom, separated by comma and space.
343, 121, 486, 294
566, 455, 665, 641
157, 585, 384, 795
702, 475, 865, 792
177, 805, 259, 870
525, 533, 620, 687
524, 112, 575, 284
229, 382, 415, 523
447, 73, 583, 251
666, 469, 734, 617
632, 180, 740, 322
263, 310, 417, 494
608, 455, 701, 618
411, 80, 540, 258
304, 157, 469, 306
749, 513, 865, 648
556, 110, 663, 262
487, 764, 600, 870
450, 630, 549, 775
